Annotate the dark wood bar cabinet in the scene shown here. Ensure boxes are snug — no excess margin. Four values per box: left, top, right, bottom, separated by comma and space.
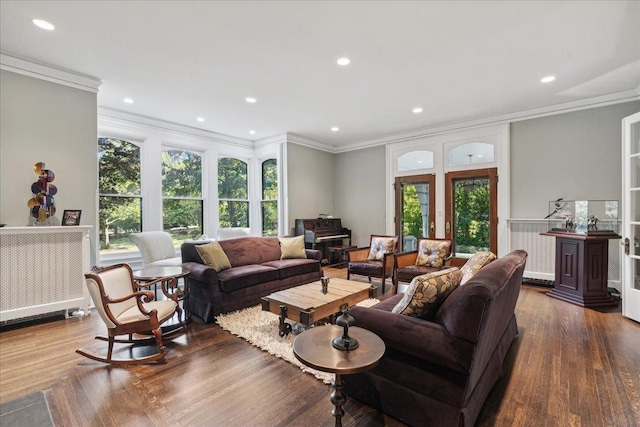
541, 231, 619, 308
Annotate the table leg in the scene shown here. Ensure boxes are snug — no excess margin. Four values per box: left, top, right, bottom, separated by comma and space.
331, 373, 346, 427
278, 305, 292, 337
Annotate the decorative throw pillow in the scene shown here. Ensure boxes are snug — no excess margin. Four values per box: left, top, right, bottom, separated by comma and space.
367, 237, 397, 261
415, 239, 451, 268
460, 251, 497, 285
195, 241, 232, 272
278, 235, 306, 259
392, 267, 461, 319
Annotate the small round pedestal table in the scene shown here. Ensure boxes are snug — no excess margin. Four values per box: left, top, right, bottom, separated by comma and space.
293, 325, 385, 427
132, 266, 191, 323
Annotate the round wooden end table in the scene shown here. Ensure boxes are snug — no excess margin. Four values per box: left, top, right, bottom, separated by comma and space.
293, 325, 385, 427
132, 266, 191, 323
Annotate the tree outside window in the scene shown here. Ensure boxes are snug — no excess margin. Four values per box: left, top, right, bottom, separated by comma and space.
261, 159, 278, 236
98, 138, 142, 253
218, 158, 249, 228
454, 179, 490, 254
162, 150, 203, 244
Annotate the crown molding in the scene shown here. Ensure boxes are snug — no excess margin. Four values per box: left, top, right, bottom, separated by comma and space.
0, 52, 102, 93
336, 89, 640, 153
98, 107, 253, 148
285, 133, 336, 153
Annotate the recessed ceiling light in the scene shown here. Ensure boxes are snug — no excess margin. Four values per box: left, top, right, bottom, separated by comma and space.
337, 58, 350, 66
32, 19, 54, 30
249, 130, 256, 135
197, 117, 205, 122
412, 107, 423, 114
331, 127, 339, 132
246, 97, 257, 103
541, 75, 556, 83
123, 98, 134, 104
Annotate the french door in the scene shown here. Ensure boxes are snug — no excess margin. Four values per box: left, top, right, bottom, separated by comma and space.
445, 168, 498, 264
394, 174, 436, 251
622, 111, 640, 323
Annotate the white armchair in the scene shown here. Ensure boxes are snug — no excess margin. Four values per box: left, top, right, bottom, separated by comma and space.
129, 231, 182, 267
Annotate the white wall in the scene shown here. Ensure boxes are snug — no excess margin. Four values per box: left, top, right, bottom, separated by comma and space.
286, 142, 335, 235
0, 70, 98, 263
334, 145, 386, 247
510, 101, 640, 218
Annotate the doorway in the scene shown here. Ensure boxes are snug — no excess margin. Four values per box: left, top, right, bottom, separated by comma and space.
395, 174, 435, 251
445, 168, 498, 265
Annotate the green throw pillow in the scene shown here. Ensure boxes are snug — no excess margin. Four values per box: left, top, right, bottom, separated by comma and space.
195, 241, 231, 272
278, 235, 306, 259
392, 267, 461, 319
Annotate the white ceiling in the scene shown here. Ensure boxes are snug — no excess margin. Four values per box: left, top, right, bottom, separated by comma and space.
1, 1, 639, 149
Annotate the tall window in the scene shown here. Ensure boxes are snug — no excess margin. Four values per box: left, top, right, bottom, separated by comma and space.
218, 158, 249, 228
261, 159, 278, 236
98, 138, 142, 254
162, 150, 203, 244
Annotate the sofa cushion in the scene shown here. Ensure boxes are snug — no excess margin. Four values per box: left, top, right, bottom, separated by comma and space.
195, 241, 231, 272
460, 251, 497, 285
219, 237, 281, 266
392, 267, 461, 319
416, 239, 451, 268
217, 264, 279, 292
278, 235, 306, 259
368, 237, 396, 261
262, 258, 320, 279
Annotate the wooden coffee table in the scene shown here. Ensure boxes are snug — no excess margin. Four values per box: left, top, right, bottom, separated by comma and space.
261, 278, 376, 336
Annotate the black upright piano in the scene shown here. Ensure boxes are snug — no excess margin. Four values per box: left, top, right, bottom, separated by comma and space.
295, 218, 352, 264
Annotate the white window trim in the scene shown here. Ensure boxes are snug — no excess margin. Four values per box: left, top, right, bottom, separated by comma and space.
386, 123, 510, 257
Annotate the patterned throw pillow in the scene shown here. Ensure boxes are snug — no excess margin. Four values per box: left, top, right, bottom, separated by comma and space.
278, 235, 307, 259
460, 251, 497, 285
367, 237, 397, 261
415, 239, 451, 268
195, 241, 232, 272
392, 267, 461, 319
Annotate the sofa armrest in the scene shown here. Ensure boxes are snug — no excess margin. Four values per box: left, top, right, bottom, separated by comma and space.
350, 305, 474, 373
183, 261, 219, 285
305, 249, 322, 261
394, 251, 418, 268
347, 247, 370, 262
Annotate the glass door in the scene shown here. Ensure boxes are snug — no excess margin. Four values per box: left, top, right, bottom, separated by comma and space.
395, 174, 435, 251
445, 168, 497, 263
622, 111, 640, 323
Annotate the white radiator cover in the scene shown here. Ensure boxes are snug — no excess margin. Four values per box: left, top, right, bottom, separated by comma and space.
507, 219, 621, 286
0, 226, 91, 322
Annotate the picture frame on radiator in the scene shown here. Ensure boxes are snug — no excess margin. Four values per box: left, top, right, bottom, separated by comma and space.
61, 210, 82, 226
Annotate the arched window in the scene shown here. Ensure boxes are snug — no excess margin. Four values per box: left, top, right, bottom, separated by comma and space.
448, 142, 494, 166
162, 149, 203, 243
397, 150, 434, 172
261, 159, 278, 236
98, 138, 141, 254
218, 158, 249, 228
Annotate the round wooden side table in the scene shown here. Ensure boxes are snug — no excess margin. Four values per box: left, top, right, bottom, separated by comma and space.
293, 325, 385, 427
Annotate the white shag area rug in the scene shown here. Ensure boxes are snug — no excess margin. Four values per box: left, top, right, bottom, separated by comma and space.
215, 298, 380, 384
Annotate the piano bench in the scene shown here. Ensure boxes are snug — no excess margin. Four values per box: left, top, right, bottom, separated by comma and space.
328, 245, 357, 268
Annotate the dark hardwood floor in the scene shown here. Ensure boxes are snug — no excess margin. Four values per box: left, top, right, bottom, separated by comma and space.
1, 267, 639, 426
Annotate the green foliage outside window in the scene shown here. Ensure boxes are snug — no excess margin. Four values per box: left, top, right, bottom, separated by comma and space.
219, 158, 249, 228
454, 179, 490, 254
262, 159, 278, 236
402, 184, 426, 239
98, 138, 142, 251
162, 150, 203, 240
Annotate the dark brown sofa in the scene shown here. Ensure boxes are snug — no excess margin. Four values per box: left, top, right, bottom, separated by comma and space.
181, 237, 322, 323
344, 250, 527, 427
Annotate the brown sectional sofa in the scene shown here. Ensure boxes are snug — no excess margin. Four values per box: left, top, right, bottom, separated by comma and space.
343, 250, 527, 427
181, 237, 323, 323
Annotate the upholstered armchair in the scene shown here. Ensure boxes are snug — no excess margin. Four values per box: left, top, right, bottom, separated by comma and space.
76, 263, 185, 365
347, 234, 399, 294
130, 231, 182, 267
393, 237, 454, 293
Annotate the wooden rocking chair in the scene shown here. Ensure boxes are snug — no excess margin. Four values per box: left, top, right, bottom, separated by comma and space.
76, 263, 185, 365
